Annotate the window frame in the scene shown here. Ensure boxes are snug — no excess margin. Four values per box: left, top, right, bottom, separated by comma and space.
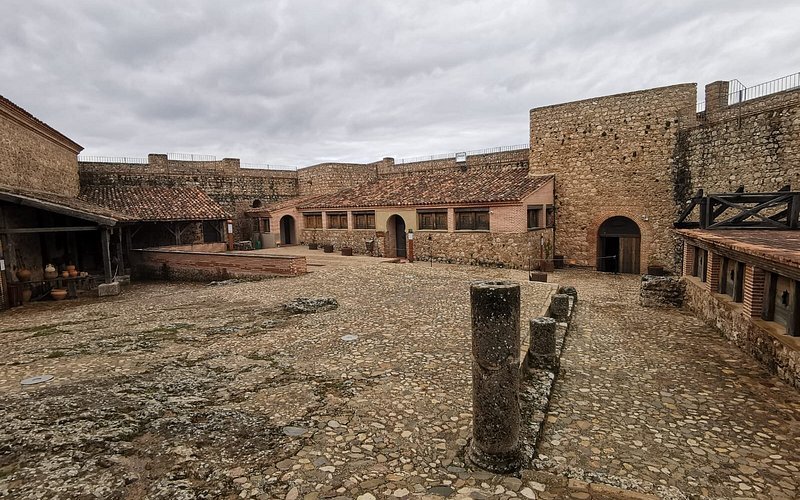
455, 207, 490, 231
418, 209, 448, 231
303, 212, 322, 229
353, 211, 376, 230
527, 206, 543, 230
326, 211, 348, 230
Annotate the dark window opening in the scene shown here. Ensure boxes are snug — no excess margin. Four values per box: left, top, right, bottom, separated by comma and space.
527, 207, 542, 229
303, 213, 322, 229
327, 212, 348, 230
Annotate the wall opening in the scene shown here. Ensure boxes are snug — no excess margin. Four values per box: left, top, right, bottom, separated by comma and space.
597, 216, 641, 274
386, 214, 407, 258
279, 215, 296, 245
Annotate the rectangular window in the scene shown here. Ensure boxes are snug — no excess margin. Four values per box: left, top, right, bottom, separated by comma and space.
455, 208, 490, 231
545, 206, 555, 228
693, 248, 708, 282
418, 209, 448, 230
327, 212, 348, 229
720, 258, 744, 302
303, 212, 322, 229
527, 207, 542, 229
353, 211, 375, 229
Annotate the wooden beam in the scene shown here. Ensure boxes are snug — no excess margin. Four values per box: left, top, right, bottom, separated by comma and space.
101, 227, 112, 284
0, 226, 99, 234
0, 192, 117, 226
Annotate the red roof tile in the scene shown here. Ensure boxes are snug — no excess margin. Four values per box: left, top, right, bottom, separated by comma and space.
80, 186, 229, 222
296, 167, 552, 209
0, 184, 127, 223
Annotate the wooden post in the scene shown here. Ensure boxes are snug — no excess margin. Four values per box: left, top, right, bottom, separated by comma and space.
226, 219, 234, 250
174, 222, 181, 245
116, 227, 125, 274
101, 227, 113, 284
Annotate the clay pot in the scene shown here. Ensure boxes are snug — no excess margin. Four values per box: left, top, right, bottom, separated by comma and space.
22, 288, 32, 303
44, 264, 58, 280
50, 288, 68, 301
323, 244, 334, 253
66, 265, 76, 272
308, 243, 318, 250
61, 271, 70, 279
16, 269, 31, 282
68, 270, 78, 278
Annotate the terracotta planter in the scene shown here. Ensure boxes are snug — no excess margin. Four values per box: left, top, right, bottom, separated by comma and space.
323, 244, 334, 253
341, 247, 353, 256
16, 269, 31, 282
68, 270, 78, 278
308, 243, 318, 250
61, 271, 70, 279
50, 288, 68, 301
66, 265, 76, 272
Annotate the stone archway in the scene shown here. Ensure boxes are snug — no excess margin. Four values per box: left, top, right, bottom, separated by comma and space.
597, 216, 641, 274
386, 214, 407, 258
279, 215, 296, 245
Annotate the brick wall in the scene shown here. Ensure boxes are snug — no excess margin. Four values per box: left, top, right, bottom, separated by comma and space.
743, 265, 766, 318
1, 102, 81, 197
529, 83, 697, 273
130, 247, 306, 281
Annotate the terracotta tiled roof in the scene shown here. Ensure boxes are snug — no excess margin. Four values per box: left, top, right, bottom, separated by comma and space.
245, 195, 330, 217
80, 186, 229, 222
0, 184, 128, 224
677, 229, 800, 269
297, 167, 553, 209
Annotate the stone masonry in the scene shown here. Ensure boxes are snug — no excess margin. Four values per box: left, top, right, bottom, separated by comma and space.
529, 83, 697, 273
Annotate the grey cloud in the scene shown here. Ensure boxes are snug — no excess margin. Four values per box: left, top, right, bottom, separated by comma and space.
1, 0, 799, 165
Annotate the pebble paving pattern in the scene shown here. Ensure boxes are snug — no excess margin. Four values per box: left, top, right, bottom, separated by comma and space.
539, 270, 800, 499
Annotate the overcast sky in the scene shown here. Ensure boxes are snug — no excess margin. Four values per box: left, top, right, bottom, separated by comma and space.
2, 1, 799, 167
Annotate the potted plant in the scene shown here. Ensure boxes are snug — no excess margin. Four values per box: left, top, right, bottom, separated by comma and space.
308, 231, 318, 250
341, 246, 353, 256
323, 243, 334, 253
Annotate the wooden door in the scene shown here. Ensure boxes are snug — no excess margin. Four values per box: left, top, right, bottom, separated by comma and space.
618, 237, 640, 274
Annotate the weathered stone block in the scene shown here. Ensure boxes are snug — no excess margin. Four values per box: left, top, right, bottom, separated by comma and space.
639, 275, 685, 308
97, 282, 120, 297
549, 293, 570, 322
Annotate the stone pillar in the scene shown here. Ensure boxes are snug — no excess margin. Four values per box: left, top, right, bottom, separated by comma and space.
467, 280, 521, 473
743, 265, 766, 318
705, 252, 722, 293
523, 317, 558, 372
549, 293, 570, 322
682, 244, 696, 277
704, 81, 730, 116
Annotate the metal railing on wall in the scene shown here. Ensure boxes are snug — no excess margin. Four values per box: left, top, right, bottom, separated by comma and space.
696, 71, 800, 113
167, 152, 217, 162
78, 155, 148, 164
397, 143, 530, 164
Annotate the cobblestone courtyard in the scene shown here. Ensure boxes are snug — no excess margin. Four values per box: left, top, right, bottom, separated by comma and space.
0, 260, 558, 499
2, 262, 800, 499
539, 271, 800, 499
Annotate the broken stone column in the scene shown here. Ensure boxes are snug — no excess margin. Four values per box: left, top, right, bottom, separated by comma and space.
522, 317, 558, 373
549, 293, 570, 322
467, 280, 521, 473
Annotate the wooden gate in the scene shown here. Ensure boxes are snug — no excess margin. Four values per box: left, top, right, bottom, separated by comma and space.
617, 236, 641, 274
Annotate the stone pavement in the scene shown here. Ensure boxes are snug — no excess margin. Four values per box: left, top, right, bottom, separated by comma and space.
538, 270, 800, 499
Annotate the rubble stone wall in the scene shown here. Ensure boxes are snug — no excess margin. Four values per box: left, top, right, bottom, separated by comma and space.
639, 275, 686, 307
529, 83, 697, 273
0, 108, 80, 197
378, 148, 529, 177
676, 88, 800, 198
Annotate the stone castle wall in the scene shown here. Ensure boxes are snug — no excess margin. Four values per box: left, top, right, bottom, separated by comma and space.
377, 148, 529, 177
0, 107, 81, 197
297, 161, 381, 196
529, 83, 697, 273
79, 158, 299, 240
675, 86, 800, 199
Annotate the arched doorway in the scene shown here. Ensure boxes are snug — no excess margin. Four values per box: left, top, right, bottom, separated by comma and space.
279, 215, 296, 245
597, 216, 641, 274
386, 214, 407, 258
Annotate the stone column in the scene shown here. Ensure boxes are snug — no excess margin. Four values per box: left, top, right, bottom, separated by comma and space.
523, 317, 558, 372
467, 280, 521, 473
549, 293, 570, 322
704, 81, 730, 116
